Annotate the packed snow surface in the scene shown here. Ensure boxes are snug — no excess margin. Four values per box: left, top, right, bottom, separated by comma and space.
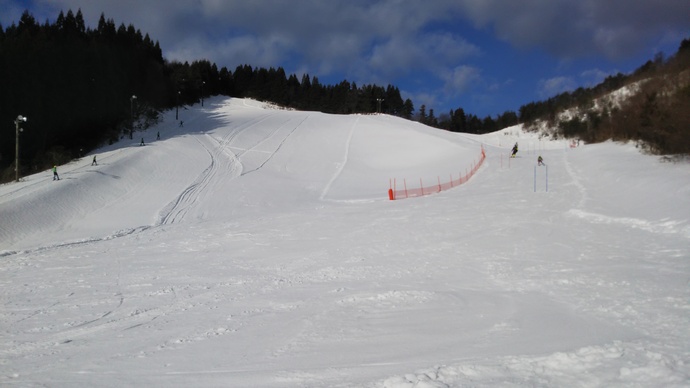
1, 97, 689, 387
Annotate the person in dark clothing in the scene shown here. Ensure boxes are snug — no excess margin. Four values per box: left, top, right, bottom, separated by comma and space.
92, 155, 97, 166
140, 138, 145, 146
538, 155, 545, 166
511, 142, 518, 158
52, 165, 60, 181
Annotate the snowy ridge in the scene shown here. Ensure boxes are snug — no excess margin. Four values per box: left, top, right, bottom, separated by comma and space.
1, 97, 689, 387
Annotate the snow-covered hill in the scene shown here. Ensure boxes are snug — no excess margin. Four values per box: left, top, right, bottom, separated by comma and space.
1, 97, 689, 387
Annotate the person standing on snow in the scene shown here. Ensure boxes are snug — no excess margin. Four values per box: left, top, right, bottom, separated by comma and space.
538, 155, 545, 166
92, 155, 97, 166
511, 142, 518, 158
52, 165, 60, 181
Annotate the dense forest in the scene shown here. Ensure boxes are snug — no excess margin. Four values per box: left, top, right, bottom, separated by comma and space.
1, 9, 688, 182
1, 10, 171, 181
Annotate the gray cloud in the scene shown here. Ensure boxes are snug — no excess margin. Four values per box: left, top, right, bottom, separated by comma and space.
456, 0, 690, 60
9, 1, 687, 71
538, 76, 577, 97
443, 65, 482, 94
15, 2, 445, 72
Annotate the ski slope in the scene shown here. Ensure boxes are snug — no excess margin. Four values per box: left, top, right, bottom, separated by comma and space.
1, 97, 689, 387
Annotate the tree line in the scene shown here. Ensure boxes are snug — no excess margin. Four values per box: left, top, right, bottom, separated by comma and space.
419, 104, 519, 135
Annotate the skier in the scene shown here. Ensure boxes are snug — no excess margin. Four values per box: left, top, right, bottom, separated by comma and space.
140, 137, 145, 146
52, 165, 60, 181
511, 142, 518, 158
92, 155, 97, 166
157, 131, 160, 140
538, 155, 545, 166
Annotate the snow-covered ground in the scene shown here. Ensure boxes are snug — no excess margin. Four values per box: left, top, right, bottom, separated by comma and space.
1, 97, 689, 387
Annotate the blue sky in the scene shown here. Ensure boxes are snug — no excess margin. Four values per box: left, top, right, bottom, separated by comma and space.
2, 0, 688, 118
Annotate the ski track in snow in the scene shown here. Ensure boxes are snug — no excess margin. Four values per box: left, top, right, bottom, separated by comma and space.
158, 109, 306, 225
238, 114, 309, 176
157, 111, 272, 225
157, 137, 217, 225
561, 146, 589, 209
320, 115, 359, 201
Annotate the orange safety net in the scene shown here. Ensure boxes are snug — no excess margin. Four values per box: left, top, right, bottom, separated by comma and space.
389, 146, 486, 200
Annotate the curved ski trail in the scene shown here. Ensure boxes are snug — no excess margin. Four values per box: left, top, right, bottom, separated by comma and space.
157, 111, 301, 225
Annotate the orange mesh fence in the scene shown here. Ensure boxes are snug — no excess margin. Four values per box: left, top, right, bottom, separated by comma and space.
388, 146, 486, 200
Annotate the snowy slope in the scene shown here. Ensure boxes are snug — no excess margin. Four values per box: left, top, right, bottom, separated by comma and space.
1, 97, 689, 387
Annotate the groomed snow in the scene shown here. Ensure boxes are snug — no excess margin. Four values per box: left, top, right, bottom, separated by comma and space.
1, 97, 689, 387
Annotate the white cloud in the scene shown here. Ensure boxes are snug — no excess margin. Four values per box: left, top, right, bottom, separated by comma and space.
444, 65, 482, 94
537, 76, 576, 98
167, 34, 291, 70
406, 91, 439, 113
368, 32, 480, 79
580, 68, 611, 87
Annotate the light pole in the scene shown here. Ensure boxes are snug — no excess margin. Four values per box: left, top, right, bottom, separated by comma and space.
201, 81, 205, 107
14, 115, 27, 182
376, 98, 384, 114
176, 91, 180, 120
130, 95, 137, 139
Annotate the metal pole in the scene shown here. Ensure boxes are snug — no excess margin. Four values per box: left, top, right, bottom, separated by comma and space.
534, 166, 536, 192
546, 165, 549, 192
15, 119, 19, 182
14, 115, 26, 182
130, 95, 137, 140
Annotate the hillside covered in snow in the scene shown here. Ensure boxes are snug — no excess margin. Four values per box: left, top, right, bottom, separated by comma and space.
1, 98, 689, 387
